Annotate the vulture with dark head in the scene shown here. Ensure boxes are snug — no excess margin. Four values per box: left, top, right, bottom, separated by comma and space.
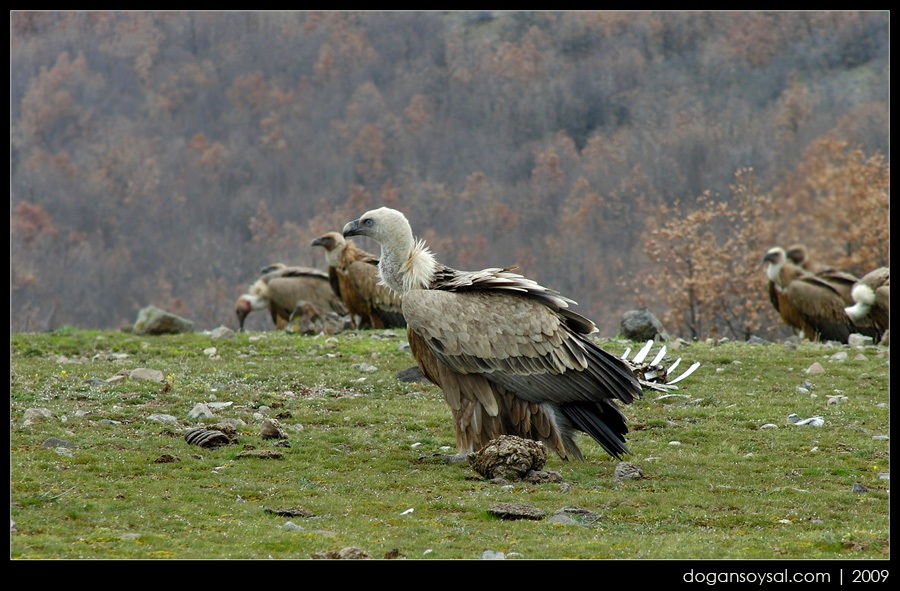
311, 231, 405, 329
235, 264, 347, 331
343, 207, 650, 462
762, 247, 880, 343
786, 244, 833, 274
844, 267, 889, 341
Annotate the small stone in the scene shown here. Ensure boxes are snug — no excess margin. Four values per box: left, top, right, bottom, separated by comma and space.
40, 437, 78, 449
129, 368, 166, 383
805, 362, 825, 374
188, 403, 216, 419
260, 418, 288, 440
614, 461, 643, 482
488, 503, 545, 521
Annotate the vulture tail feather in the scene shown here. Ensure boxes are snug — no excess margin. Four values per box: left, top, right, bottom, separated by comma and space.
561, 400, 631, 460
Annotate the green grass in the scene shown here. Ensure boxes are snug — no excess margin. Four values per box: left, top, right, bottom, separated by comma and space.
9, 329, 890, 560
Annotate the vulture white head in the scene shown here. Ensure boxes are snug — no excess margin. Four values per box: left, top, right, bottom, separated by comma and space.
762, 246, 788, 283
343, 207, 437, 294
235, 292, 268, 330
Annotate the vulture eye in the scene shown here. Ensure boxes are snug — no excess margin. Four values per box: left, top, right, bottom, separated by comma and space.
363, 218, 374, 227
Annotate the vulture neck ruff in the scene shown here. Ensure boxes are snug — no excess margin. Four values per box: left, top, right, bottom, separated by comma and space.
380, 228, 437, 294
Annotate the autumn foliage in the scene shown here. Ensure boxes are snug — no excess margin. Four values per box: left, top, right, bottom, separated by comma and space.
10, 12, 889, 336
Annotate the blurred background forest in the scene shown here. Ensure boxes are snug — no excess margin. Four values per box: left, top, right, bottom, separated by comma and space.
10, 11, 890, 338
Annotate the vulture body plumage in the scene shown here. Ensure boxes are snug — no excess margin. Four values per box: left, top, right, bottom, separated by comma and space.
763, 247, 880, 343
844, 267, 889, 341
343, 207, 646, 461
785, 243, 859, 301
311, 232, 405, 329
235, 264, 347, 331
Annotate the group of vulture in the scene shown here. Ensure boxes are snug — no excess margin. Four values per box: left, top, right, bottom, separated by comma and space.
237, 207, 700, 464
232, 208, 888, 467
235, 233, 405, 332
762, 244, 889, 345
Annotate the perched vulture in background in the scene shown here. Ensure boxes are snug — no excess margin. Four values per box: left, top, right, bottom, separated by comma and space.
235, 264, 347, 331
844, 267, 889, 341
343, 207, 648, 462
785, 244, 836, 275
311, 232, 405, 329
764, 251, 806, 338
762, 247, 880, 343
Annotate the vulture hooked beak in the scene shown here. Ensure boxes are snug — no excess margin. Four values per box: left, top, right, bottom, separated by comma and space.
310, 236, 326, 247
343, 219, 363, 238
762, 250, 781, 265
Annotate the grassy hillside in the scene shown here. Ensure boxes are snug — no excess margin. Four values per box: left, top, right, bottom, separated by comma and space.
10, 328, 890, 560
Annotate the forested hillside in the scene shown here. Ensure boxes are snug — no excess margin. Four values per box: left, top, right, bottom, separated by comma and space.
10, 11, 890, 337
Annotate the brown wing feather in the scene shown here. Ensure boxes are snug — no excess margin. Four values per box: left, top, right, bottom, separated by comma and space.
780, 266, 880, 342
264, 274, 347, 318
345, 260, 405, 328
334, 266, 373, 328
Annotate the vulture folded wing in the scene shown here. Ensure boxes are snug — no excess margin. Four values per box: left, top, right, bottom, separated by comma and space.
262, 266, 330, 282
264, 272, 347, 318
814, 269, 859, 302
403, 288, 640, 460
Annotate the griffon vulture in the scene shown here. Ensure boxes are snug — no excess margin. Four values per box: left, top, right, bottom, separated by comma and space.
311, 232, 405, 329
342, 207, 651, 462
235, 264, 346, 331
762, 247, 880, 343
844, 267, 889, 340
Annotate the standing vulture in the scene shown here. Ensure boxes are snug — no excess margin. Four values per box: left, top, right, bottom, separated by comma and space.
235, 264, 347, 331
844, 267, 889, 341
343, 207, 647, 462
311, 232, 405, 329
762, 247, 880, 343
